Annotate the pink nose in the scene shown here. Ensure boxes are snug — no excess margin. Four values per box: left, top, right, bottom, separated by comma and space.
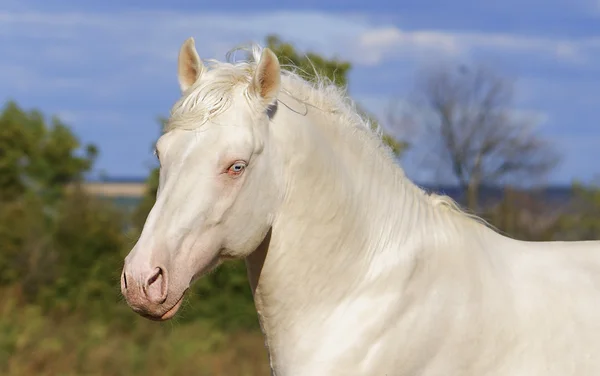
121, 266, 168, 313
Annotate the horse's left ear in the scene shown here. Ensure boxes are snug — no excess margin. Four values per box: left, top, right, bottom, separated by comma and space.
178, 37, 204, 92
251, 48, 281, 108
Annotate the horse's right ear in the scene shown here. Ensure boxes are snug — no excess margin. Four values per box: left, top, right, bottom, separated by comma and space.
178, 37, 204, 92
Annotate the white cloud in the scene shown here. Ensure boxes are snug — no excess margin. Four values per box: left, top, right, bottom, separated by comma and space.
2, 8, 597, 78
357, 27, 461, 65
0, 10, 384, 101
55, 110, 133, 128
0, 10, 375, 61
355, 25, 600, 66
0, 8, 586, 129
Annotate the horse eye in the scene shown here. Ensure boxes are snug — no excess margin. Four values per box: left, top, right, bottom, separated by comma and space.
228, 162, 247, 175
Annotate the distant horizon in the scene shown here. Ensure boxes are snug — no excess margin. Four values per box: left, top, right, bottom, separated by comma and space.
85, 175, 583, 190
86, 175, 584, 214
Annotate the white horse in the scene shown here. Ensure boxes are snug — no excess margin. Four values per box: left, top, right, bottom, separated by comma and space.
121, 37, 600, 375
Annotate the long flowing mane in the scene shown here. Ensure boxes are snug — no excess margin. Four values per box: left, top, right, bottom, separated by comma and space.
166, 43, 487, 227
167, 45, 379, 137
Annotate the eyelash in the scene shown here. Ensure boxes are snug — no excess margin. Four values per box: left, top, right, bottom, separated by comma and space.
227, 161, 247, 177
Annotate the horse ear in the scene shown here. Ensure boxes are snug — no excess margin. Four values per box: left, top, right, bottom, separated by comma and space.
178, 37, 204, 92
251, 47, 281, 107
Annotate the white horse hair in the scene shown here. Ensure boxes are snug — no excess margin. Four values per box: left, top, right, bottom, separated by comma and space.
121, 37, 600, 376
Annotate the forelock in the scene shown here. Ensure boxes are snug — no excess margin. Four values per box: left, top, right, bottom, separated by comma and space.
166, 50, 259, 132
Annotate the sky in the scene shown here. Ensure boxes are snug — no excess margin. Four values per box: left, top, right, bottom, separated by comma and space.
1, 0, 599, 185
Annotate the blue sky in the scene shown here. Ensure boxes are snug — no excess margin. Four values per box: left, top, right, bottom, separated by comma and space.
1, 0, 598, 185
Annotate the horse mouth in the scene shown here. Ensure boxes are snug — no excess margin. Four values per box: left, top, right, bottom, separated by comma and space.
141, 290, 187, 321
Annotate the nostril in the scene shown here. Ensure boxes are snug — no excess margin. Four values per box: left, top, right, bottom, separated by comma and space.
122, 271, 128, 289
147, 267, 162, 286
144, 267, 167, 304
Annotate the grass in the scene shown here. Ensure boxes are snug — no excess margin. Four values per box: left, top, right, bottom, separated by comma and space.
0, 287, 270, 376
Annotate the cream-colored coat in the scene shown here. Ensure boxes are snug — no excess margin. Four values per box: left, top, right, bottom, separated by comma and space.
122, 38, 600, 376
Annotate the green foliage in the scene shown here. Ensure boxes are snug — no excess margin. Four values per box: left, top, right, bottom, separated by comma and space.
0, 287, 269, 376
556, 182, 600, 240
264, 35, 351, 88
0, 100, 97, 203
178, 262, 258, 330
0, 101, 126, 316
479, 182, 600, 242
46, 187, 128, 315
0, 193, 51, 287
482, 187, 563, 241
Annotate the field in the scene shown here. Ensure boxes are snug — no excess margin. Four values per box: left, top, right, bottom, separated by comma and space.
0, 286, 270, 376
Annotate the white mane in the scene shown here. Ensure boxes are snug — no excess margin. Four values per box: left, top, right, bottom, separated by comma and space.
166, 43, 486, 226
168, 45, 375, 135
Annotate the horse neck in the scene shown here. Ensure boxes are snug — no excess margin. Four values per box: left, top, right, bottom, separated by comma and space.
246, 92, 476, 327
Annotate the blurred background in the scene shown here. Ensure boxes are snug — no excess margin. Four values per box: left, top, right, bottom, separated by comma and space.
1, 0, 599, 375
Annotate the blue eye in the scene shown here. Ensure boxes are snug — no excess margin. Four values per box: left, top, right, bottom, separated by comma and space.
227, 161, 247, 175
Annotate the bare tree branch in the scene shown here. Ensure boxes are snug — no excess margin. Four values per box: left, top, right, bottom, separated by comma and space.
391, 62, 561, 211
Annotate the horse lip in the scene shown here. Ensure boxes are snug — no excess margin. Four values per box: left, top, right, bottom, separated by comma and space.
159, 295, 185, 320
140, 290, 187, 322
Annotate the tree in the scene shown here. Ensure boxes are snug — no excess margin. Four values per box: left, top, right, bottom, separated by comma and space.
399, 63, 560, 211
0, 100, 100, 289
264, 35, 351, 88
0, 100, 126, 312
556, 181, 600, 241
484, 186, 565, 241
0, 100, 97, 203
